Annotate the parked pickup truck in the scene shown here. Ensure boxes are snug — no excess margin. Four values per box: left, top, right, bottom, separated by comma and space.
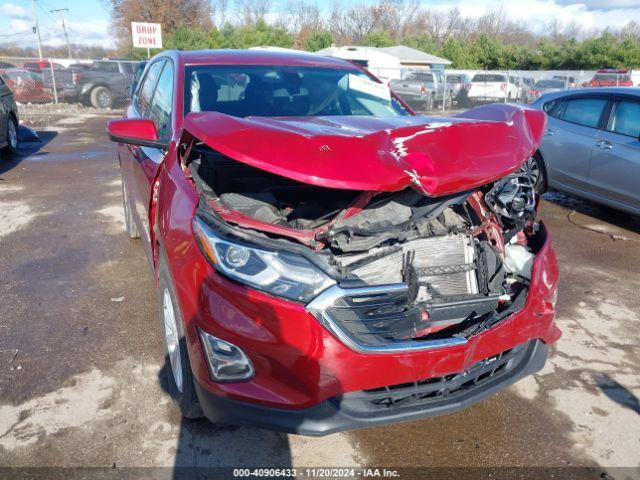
467, 73, 519, 105
389, 70, 453, 110
67, 60, 136, 108
22, 60, 77, 101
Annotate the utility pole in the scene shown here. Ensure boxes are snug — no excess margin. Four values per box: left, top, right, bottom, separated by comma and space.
51, 8, 72, 59
32, 0, 44, 59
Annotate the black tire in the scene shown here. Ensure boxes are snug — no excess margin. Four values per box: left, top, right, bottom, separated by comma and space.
1, 115, 19, 157
90, 86, 113, 109
121, 176, 140, 239
157, 254, 203, 419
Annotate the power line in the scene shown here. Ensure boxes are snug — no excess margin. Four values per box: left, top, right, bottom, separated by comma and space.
50, 8, 72, 58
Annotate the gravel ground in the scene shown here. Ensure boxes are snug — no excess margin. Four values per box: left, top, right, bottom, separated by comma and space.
0, 112, 639, 479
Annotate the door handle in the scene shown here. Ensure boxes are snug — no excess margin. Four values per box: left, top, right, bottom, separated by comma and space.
595, 140, 613, 150
544, 128, 555, 136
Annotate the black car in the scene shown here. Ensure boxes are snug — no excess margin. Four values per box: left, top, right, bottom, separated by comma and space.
0, 73, 19, 156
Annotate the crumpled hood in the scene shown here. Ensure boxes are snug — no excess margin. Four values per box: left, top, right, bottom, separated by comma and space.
182, 104, 546, 196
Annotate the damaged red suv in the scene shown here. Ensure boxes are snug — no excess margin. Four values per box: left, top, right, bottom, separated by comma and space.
107, 50, 560, 435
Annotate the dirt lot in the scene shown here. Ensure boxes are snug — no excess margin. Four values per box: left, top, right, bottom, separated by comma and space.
0, 111, 639, 479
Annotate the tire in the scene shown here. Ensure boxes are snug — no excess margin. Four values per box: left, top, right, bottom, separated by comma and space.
90, 86, 113, 109
157, 254, 203, 419
1, 115, 19, 157
524, 152, 548, 194
121, 175, 140, 239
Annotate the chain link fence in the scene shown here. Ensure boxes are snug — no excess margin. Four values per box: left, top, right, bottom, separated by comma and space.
0, 57, 138, 119
2, 56, 639, 125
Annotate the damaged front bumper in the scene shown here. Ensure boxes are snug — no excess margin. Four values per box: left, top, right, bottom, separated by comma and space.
195, 339, 549, 436
190, 222, 560, 432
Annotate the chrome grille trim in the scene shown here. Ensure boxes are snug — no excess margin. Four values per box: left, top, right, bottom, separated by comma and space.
307, 284, 468, 354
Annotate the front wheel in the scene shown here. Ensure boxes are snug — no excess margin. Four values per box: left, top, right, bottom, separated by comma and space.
523, 153, 548, 194
1, 115, 19, 157
90, 86, 113, 109
158, 254, 203, 419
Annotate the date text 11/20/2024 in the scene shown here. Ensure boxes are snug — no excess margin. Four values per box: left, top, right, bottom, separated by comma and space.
232, 468, 400, 477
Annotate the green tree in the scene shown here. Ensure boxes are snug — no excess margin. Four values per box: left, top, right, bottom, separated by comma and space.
302, 30, 334, 52
362, 30, 395, 47
165, 25, 208, 50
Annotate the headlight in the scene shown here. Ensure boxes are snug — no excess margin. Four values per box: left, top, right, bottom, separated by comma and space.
193, 216, 335, 303
485, 171, 536, 223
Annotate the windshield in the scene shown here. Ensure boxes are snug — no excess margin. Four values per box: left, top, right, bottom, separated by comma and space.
594, 74, 630, 81
535, 80, 565, 88
184, 65, 409, 117
472, 74, 506, 82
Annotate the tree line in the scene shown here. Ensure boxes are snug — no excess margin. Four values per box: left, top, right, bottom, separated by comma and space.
3, 0, 640, 70
126, 0, 640, 70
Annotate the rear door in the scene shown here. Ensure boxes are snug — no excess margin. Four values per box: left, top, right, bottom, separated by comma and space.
120, 59, 166, 259
540, 93, 610, 192
589, 95, 640, 212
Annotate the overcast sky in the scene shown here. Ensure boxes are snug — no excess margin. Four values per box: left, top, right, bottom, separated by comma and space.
1, 0, 639, 50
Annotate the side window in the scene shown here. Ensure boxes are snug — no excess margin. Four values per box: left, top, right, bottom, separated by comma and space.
543, 99, 565, 118
561, 98, 608, 128
148, 62, 174, 143
607, 100, 640, 138
135, 60, 164, 117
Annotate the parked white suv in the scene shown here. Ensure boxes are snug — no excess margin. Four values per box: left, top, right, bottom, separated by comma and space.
467, 73, 518, 104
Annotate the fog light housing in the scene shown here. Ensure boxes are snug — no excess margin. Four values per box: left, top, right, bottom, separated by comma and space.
198, 328, 254, 382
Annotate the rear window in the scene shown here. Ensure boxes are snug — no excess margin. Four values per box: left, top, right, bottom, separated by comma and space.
92, 62, 120, 72
472, 74, 506, 82
594, 74, 631, 82
405, 72, 434, 82
535, 80, 565, 88
446, 75, 462, 83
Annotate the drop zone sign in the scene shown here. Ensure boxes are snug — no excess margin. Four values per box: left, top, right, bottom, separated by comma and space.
131, 22, 162, 49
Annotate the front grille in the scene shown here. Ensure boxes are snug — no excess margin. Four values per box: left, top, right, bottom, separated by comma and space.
339, 342, 532, 414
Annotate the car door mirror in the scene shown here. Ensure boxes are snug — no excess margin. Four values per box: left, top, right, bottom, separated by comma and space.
107, 118, 168, 149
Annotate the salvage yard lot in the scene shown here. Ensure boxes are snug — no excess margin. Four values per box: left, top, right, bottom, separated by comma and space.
0, 111, 639, 476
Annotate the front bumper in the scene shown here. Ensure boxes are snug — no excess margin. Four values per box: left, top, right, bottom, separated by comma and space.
195, 339, 549, 436
184, 222, 559, 420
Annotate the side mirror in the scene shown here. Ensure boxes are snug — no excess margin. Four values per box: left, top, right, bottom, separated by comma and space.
107, 118, 168, 149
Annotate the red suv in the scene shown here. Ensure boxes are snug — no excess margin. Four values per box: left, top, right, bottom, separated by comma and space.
107, 50, 560, 435
586, 69, 634, 87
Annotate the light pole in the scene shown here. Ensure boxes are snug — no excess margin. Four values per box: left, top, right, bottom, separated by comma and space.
51, 8, 72, 59
32, 0, 43, 59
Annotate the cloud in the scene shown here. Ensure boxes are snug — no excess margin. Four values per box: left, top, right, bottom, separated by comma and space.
1, 3, 29, 19
43, 19, 114, 48
8, 19, 32, 34
428, 0, 640, 33
555, 0, 640, 9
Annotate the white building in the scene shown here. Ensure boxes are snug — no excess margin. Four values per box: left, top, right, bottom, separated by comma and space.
314, 46, 402, 81
315, 45, 452, 80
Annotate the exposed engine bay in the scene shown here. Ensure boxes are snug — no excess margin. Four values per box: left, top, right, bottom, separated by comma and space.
185, 138, 542, 347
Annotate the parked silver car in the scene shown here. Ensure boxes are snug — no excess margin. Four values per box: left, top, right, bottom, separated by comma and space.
530, 88, 640, 216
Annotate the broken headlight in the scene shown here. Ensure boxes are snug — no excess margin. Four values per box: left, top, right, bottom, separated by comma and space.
485, 171, 536, 224
193, 216, 335, 303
